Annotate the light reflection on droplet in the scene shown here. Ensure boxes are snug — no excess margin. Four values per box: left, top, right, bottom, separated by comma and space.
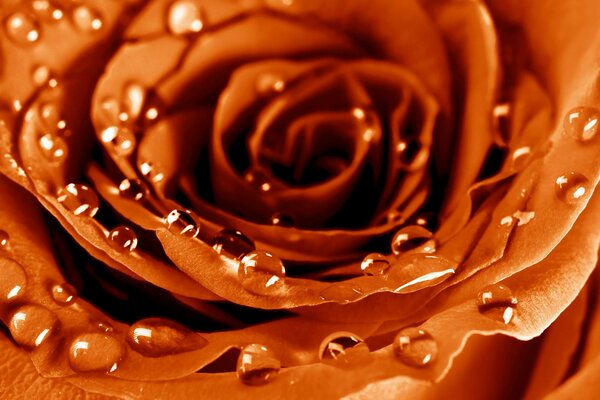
555, 172, 590, 205
393, 327, 437, 368
237, 344, 280, 386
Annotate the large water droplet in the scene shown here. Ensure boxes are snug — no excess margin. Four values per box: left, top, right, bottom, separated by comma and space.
119, 178, 149, 201
319, 284, 363, 304
5, 12, 40, 45
9, 305, 58, 348
393, 327, 437, 367
555, 172, 590, 205
38, 133, 67, 164
477, 283, 518, 324
0, 258, 27, 302
72, 5, 103, 31
165, 209, 200, 238
101, 126, 136, 156
564, 106, 600, 142
319, 332, 370, 368
213, 229, 255, 258
168, 0, 204, 35
360, 253, 390, 276
56, 184, 99, 217
238, 251, 286, 295
391, 225, 436, 256
69, 333, 124, 372
0, 230, 9, 250
51, 283, 77, 305
237, 344, 280, 386
108, 226, 138, 252
139, 161, 165, 183
128, 318, 208, 357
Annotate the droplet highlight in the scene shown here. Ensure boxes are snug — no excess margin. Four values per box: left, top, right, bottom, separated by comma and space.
108, 226, 138, 252
38, 133, 67, 164
239, 251, 286, 295
319, 332, 370, 368
360, 253, 390, 276
237, 344, 280, 386
9, 305, 58, 348
128, 318, 207, 357
69, 333, 124, 373
167, 0, 204, 35
101, 126, 136, 156
139, 161, 165, 183
477, 283, 518, 324
393, 327, 437, 368
555, 172, 590, 205
72, 5, 103, 31
391, 225, 436, 256
213, 229, 255, 258
5, 12, 40, 45
51, 283, 77, 305
564, 106, 599, 142
56, 184, 99, 217
118, 178, 149, 201
165, 209, 200, 238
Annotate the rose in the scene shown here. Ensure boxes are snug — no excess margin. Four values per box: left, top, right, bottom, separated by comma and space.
0, 0, 599, 398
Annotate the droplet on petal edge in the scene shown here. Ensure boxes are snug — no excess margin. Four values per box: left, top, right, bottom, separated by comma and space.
118, 178, 149, 201
238, 251, 286, 295
360, 253, 390, 276
69, 333, 124, 373
391, 225, 436, 256
319, 332, 370, 368
393, 327, 437, 368
477, 283, 518, 324
165, 209, 200, 238
213, 229, 255, 259
237, 344, 280, 386
56, 184, 99, 217
108, 226, 138, 252
127, 318, 207, 357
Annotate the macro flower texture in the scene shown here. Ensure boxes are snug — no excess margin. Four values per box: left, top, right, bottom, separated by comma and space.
0, 0, 599, 398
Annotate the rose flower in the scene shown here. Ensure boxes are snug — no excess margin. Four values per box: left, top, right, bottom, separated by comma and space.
0, 0, 599, 398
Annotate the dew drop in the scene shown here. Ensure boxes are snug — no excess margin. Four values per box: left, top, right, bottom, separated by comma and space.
477, 283, 517, 324
396, 139, 428, 171
0, 258, 27, 302
391, 225, 436, 256
393, 327, 437, 368
237, 344, 280, 386
31, 0, 64, 21
9, 305, 58, 348
72, 5, 103, 31
32, 65, 51, 86
564, 106, 600, 142
38, 102, 65, 133
360, 253, 390, 276
101, 126, 136, 156
319, 284, 363, 304
118, 178, 149, 201
238, 251, 286, 295
5, 12, 41, 45
51, 283, 77, 305
167, 0, 204, 35
270, 213, 294, 227
244, 168, 272, 192
319, 332, 370, 368
139, 161, 165, 183
0, 230, 9, 250
256, 74, 286, 96
386, 210, 405, 225
555, 172, 590, 205
165, 209, 200, 238
108, 226, 138, 252
213, 229, 255, 258
511, 146, 531, 170
128, 318, 207, 357
123, 82, 146, 119
69, 333, 124, 373
56, 184, 99, 217
38, 133, 67, 164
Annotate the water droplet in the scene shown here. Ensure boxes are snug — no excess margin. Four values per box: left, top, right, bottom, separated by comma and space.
0, 230, 9, 250
270, 213, 294, 227
396, 139, 428, 171
477, 283, 517, 324
123, 82, 145, 119
511, 146, 531, 170
165, 209, 200, 238
555, 172, 590, 205
319, 332, 370, 367
391, 254, 456, 294
118, 178, 149, 201
38, 133, 67, 164
256, 74, 286, 96
9, 305, 58, 348
386, 210, 405, 225
213, 229, 255, 258
237, 344, 280, 386
128, 318, 207, 357
360, 253, 390, 276
238, 251, 286, 295
319, 284, 363, 304
244, 169, 273, 192
512, 210, 535, 226
32, 65, 51, 86
38, 102, 65, 133
0, 258, 27, 302
139, 161, 165, 183
167, 0, 204, 35
69, 333, 124, 372
72, 5, 103, 31
108, 226, 138, 252
564, 106, 600, 142
51, 283, 77, 305
145, 107, 159, 121
391, 225, 436, 256
31, 0, 64, 21
5, 12, 40, 45
101, 126, 136, 156
56, 184, 99, 217
393, 327, 437, 367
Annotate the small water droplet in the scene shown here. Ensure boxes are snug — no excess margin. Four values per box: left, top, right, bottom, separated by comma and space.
123, 82, 145, 119
393, 327, 437, 367
0, 230, 9, 250
319, 284, 363, 304
270, 213, 294, 227
38, 133, 67, 164
244, 169, 273, 192
31, 0, 64, 21
238, 251, 286, 295
386, 210, 405, 225
0, 258, 27, 302
396, 139, 428, 171
32, 65, 51, 86
256, 74, 286, 96
56, 184, 99, 217
391, 225, 436, 256
319, 332, 370, 368
118, 178, 149, 201
139, 161, 165, 183
512, 210, 535, 226
128, 318, 207, 357
145, 107, 159, 121
101, 126, 136, 156
167, 0, 204, 35
51, 283, 77, 305
5, 12, 41, 45
555, 172, 590, 205
38, 102, 65, 133
9, 305, 58, 348
511, 146, 531, 170
213, 229, 255, 258
564, 106, 600, 142
360, 253, 390, 276
477, 283, 517, 324
108, 226, 138, 252
165, 209, 200, 238
237, 344, 280, 386
72, 5, 103, 31
69, 333, 124, 372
